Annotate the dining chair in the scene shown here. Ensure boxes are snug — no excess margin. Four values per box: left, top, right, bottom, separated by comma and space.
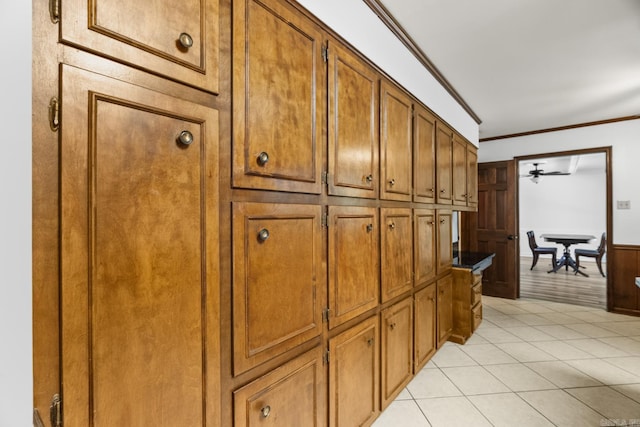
575, 232, 606, 277
526, 230, 558, 271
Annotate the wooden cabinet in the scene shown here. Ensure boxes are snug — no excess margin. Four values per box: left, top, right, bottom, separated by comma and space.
381, 298, 413, 409
380, 80, 413, 201
414, 284, 437, 372
232, 0, 325, 194
234, 347, 326, 427
61, 0, 219, 93
328, 206, 379, 329
381, 208, 414, 302
414, 209, 437, 286
437, 210, 453, 274
450, 268, 483, 344
59, 65, 220, 426
436, 122, 453, 204
413, 105, 437, 204
328, 40, 379, 199
453, 134, 478, 208
436, 275, 453, 348
329, 316, 380, 427
232, 202, 325, 374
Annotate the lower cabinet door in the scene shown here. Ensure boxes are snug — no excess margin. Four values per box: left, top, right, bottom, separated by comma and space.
437, 274, 453, 348
414, 284, 437, 371
234, 347, 326, 427
329, 316, 380, 427
381, 297, 413, 409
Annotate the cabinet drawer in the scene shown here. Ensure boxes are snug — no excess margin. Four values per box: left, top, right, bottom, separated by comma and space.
471, 282, 482, 307
232, 202, 325, 374
234, 347, 325, 427
472, 304, 482, 332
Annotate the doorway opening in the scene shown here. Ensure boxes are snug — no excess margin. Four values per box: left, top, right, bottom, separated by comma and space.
516, 148, 611, 309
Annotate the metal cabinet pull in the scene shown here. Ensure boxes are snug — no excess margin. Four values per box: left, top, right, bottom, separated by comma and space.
179, 32, 194, 49
260, 405, 271, 418
388, 222, 395, 230
389, 178, 395, 186
389, 322, 396, 330
367, 337, 374, 346
178, 130, 194, 146
366, 224, 373, 233
365, 174, 373, 183
258, 228, 270, 242
257, 151, 269, 166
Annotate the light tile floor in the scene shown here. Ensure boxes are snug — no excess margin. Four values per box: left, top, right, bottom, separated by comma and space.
372, 296, 640, 427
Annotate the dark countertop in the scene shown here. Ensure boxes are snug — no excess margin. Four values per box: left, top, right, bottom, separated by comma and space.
453, 251, 495, 272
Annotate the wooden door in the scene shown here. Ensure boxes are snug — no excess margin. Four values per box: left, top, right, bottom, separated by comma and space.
329, 316, 380, 427
414, 284, 436, 372
436, 275, 453, 348
328, 40, 379, 199
234, 347, 326, 427
380, 80, 412, 201
413, 105, 436, 203
452, 134, 468, 206
61, 0, 218, 92
233, 0, 325, 193
466, 145, 478, 209
435, 122, 453, 204
328, 206, 379, 329
437, 210, 453, 274
381, 208, 413, 302
232, 202, 324, 374
381, 298, 413, 409
470, 161, 519, 299
414, 209, 436, 286
60, 65, 220, 426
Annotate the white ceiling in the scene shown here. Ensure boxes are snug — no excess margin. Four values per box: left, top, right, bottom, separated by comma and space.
376, 0, 640, 139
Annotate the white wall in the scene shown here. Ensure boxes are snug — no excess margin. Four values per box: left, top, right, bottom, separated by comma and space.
296, 0, 480, 145
479, 119, 640, 245
519, 167, 607, 255
1, 1, 32, 425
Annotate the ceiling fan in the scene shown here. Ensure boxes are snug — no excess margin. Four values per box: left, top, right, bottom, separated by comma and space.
522, 163, 570, 183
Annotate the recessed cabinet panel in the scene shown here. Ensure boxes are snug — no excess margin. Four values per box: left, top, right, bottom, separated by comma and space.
328, 206, 379, 329
233, 0, 325, 193
234, 347, 325, 427
328, 41, 379, 199
436, 122, 453, 204
381, 298, 413, 409
381, 208, 413, 302
59, 65, 220, 426
437, 210, 453, 274
437, 275, 453, 348
414, 209, 437, 286
329, 316, 380, 427
62, 0, 219, 92
232, 202, 324, 374
380, 81, 413, 201
414, 284, 437, 371
413, 105, 437, 203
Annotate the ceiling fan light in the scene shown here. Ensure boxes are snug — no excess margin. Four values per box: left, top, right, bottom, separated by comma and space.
530, 175, 543, 184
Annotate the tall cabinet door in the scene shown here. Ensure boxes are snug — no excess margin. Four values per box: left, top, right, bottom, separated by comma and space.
414, 209, 437, 286
452, 134, 468, 206
60, 65, 220, 426
328, 206, 379, 329
61, 0, 219, 92
233, 0, 325, 194
381, 298, 413, 409
437, 210, 453, 274
380, 80, 413, 201
232, 202, 325, 374
414, 284, 437, 371
328, 40, 379, 199
437, 275, 453, 347
466, 145, 478, 209
381, 208, 413, 302
413, 105, 437, 203
436, 122, 453, 204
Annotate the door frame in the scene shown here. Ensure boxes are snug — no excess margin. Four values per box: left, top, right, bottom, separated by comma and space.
515, 146, 612, 309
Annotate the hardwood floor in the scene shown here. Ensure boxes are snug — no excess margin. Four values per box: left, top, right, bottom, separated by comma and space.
520, 256, 607, 309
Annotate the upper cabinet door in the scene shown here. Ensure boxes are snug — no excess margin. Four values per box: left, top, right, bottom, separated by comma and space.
436, 122, 453, 204
380, 80, 413, 201
381, 208, 413, 302
466, 145, 478, 209
414, 209, 437, 286
452, 134, 468, 206
328, 41, 379, 199
413, 105, 437, 204
61, 0, 219, 93
233, 0, 325, 194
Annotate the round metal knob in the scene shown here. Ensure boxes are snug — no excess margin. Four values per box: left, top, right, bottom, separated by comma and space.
440, 188, 446, 194
367, 338, 374, 346
366, 224, 373, 233
258, 228, 270, 242
179, 32, 194, 49
440, 219, 446, 224
389, 178, 395, 186
389, 222, 395, 230
389, 322, 396, 330
365, 174, 373, 183
257, 152, 269, 166
178, 130, 194, 146
260, 405, 271, 418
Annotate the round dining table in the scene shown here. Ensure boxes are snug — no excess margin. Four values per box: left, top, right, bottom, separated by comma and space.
540, 233, 595, 277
